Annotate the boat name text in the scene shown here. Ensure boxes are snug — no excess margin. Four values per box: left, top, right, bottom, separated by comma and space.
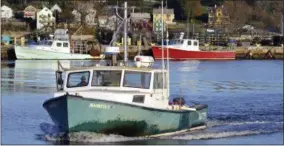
89, 103, 112, 109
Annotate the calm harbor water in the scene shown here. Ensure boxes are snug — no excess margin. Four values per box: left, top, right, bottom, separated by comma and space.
1, 60, 283, 144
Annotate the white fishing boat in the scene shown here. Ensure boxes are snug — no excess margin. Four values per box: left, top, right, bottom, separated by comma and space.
14, 39, 103, 60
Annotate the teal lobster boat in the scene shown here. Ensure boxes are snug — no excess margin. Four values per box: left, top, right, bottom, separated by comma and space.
43, 60, 208, 137
43, 1, 207, 137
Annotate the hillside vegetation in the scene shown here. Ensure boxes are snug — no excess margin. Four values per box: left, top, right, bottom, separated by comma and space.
1, 0, 283, 32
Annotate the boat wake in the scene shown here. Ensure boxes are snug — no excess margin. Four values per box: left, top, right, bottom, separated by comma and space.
170, 130, 277, 140
37, 122, 150, 144
38, 120, 283, 144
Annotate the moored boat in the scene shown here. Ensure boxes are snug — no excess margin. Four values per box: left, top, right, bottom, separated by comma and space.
15, 40, 103, 60
152, 39, 235, 60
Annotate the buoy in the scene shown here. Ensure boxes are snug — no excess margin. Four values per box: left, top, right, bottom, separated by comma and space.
134, 55, 154, 68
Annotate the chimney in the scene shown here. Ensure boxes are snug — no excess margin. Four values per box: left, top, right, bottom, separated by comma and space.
215, 4, 217, 8
222, 5, 224, 8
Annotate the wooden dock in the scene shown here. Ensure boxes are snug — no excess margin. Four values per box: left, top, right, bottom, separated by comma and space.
2, 45, 283, 60
234, 47, 283, 59
1, 45, 15, 60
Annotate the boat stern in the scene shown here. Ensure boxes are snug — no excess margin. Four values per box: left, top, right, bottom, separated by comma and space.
190, 104, 208, 128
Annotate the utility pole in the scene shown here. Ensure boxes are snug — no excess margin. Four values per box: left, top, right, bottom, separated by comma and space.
124, 1, 128, 64
282, 0, 284, 36
281, 10, 284, 36
108, 1, 133, 65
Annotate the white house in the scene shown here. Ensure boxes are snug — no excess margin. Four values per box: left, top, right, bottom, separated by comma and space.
1, 5, 13, 19
107, 15, 119, 31
98, 16, 108, 27
51, 4, 62, 13
72, 9, 81, 23
85, 9, 97, 26
130, 13, 150, 22
23, 5, 37, 19
36, 7, 55, 30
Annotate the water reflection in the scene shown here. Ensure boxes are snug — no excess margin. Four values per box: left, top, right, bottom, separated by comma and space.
1, 60, 106, 93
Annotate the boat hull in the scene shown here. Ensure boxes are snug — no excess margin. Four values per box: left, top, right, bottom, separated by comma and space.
43, 94, 208, 137
15, 46, 102, 60
152, 46, 235, 60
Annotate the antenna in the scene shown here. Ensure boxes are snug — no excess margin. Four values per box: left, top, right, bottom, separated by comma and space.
161, 0, 165, 99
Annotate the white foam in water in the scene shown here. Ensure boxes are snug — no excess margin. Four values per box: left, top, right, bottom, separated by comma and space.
39, 123, 149, 143
206, 120, 283, 127
171, 130, 275, 140
39, 121, 282, 143
42, 132, 149, 144
228, 121, 283, 126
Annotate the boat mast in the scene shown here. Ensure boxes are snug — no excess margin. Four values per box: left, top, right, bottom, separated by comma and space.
166, 26, 170, 99
124, 1, 128, 65
161, 0, 165, 99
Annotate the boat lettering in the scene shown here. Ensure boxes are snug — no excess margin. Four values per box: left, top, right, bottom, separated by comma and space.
89, 103, 112, 109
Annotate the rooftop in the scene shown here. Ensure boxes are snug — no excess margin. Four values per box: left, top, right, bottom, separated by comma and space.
153, 8, 174, 14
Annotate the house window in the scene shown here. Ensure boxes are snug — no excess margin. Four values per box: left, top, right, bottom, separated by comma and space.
194, 41, 198, 46
56, 42, 62, 47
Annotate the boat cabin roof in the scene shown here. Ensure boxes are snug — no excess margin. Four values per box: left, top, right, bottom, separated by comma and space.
62, 65, 166, 73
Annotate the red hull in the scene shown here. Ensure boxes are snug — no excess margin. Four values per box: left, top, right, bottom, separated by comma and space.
152, 46, 236, 60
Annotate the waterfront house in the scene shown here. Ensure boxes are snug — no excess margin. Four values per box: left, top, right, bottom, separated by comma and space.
153, 8, 175, 24
131, 13, 151, 22
152, 8, 174, 32
130, 13, 151, 31
105, 15, 121, 31
98, 16, 108, 28
51, 4, 62, 13
72, 9, 81, 24
85, 9, 97, 26
1, 5, 13, 20
36, 7, 55, 30
1, 35, 11, 45
208, 5, 230, 29
23, 5, 37, 19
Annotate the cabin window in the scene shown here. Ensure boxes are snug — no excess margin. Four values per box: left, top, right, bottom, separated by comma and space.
67, 71, 90, 88
194, 41, 198, 46
63, 43, 69, 47
56, 42, 62, 47
132, 95, 145, 103
123, 71, 151, 89
187, 41, 192, 46
91, 70, 121, 87
177, 40, 183, 44
154, 72, 167, 89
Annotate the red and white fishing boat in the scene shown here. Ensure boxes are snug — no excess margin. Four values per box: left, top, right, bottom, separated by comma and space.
152, 38, 235, 60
